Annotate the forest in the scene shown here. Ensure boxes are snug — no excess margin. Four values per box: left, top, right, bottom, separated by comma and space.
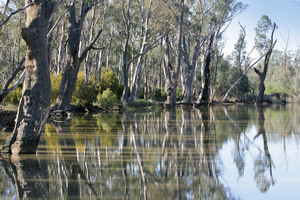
0, 0, 299, 154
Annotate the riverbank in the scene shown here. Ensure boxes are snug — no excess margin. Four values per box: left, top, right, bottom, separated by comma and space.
1, 92, 297, 130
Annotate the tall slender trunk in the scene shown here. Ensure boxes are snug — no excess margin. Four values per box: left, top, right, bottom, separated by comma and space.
84, 6, 96, 87
9, 0, 52, 154
197, 33, 215, 104
56, 22, 65, 75
97, 50, 103, 82
106, 26, 113, 69
120, 0, 133, 105
128, 1, 152, 104
163, 0, 184, 107
182, 35, 201, 104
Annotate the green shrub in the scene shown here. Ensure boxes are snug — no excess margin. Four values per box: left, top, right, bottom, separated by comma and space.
97, 88, 118, 109
72, 71, 97, 107
138, 89, 144, 99
176, 87, 183, 101
50, 74, 62, 104
96, 69, 121, 98
3, 84, 23, 105
154, 87, 167, 101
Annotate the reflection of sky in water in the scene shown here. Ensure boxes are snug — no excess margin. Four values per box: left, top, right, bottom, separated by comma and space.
1, 105, 300, 199
221, 125, 300, 200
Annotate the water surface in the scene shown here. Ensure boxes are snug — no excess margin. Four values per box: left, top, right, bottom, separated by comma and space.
1, 104, 300, 199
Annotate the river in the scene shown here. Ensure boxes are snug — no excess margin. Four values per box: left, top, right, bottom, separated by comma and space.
0, 104, 299, 199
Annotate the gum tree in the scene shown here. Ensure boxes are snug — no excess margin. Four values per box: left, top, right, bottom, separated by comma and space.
253, 15, 277, 103
9, 0, 56, 154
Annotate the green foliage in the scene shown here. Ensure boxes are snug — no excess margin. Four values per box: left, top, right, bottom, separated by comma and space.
254, 15, 274, 54
215, 59, 251, 99
3, 84, 22, 105
50, 74, 62, 104
265, 66, 296, 95
176, 87, 183, 101
96, 113, 121, 146
96, 88, 118, 109
138, 89, 144, 99
72, 71, 97, 107
229, 67, 250, 98
215, 59, 231, 97
96, 69, 122, 99
154, 87, 167, 101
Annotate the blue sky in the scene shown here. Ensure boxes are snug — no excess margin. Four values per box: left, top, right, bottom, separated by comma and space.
224, 0, 300, 58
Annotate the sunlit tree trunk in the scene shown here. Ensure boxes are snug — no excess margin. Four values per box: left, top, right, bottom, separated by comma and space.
182, 35, 201, 104
56, 22, 65, 75
128, 0, 152, 104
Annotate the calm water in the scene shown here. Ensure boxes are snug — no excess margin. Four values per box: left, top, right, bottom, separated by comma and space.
1, 104, 300, 199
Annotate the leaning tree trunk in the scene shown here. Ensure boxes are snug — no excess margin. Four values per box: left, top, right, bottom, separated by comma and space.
54, 2, 101, 111
54, 3, 82, 111
9, 0, 52, 154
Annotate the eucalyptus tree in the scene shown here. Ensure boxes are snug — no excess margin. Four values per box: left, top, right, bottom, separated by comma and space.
127, 0, 153, 104
117, 0, 162, 105
128, 0, 164, 104
196, 0, 247, 104
120, 0, 134, 105
81, 2, 107, 87
54, 0, 102, 111
253, 15, 277, 103
161, 0, 184, 107
0, 1, 26, 102
221, 24, 251, 102
9, 0, 58, 154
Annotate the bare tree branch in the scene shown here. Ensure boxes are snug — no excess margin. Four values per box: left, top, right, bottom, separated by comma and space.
47, 10, 67, 38
0, 4, 66, 102
47, 0, 62, 22
222, 54, 265, 103
0, 3, 33, 30
127, 35, 163, 67
79, 29, 103, 63
0, 56, 25, 102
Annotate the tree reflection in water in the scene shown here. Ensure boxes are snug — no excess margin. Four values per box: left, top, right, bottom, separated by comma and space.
253, 105, 275, 192
0, 154, 49, 199
1, 105, 299, 199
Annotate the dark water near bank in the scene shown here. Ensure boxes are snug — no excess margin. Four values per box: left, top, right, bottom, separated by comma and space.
1, 104, 300, 199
